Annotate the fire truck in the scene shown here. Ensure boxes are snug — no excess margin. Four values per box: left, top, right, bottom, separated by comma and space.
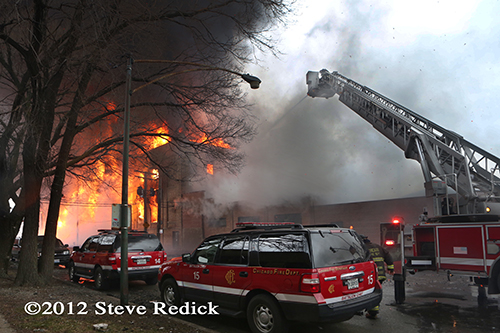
306, 69, 500, 299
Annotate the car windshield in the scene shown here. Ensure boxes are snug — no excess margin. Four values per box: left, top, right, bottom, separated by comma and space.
115, 234, 163, 252
310, 229, 369, 268
36, 237, 65, 248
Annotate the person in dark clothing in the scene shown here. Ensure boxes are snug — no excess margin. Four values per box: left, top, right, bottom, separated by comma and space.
361, 235, 394, 319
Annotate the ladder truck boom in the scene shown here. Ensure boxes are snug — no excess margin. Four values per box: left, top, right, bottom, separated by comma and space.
306, 69, 500, 215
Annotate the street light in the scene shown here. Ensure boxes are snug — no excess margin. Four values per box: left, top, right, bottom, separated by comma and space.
120, 57, 261, 305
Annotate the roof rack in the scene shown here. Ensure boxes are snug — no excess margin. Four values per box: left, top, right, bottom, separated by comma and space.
302, 223, 340, 228
98, 229, 148, 234
426, 214, 500, 223
230, 222, 304, 233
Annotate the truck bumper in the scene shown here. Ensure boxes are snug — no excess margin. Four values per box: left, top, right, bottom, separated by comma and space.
280, 289, 382, 323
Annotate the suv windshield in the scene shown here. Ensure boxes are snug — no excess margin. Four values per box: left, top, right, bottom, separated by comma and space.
115, 234, 163, 252
311, 230, 369, 268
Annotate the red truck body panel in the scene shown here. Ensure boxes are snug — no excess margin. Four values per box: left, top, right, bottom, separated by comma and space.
410, 218, 500, 277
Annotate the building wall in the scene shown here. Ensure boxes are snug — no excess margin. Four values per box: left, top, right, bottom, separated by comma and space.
157, 192, 434, 257
150, 143, 435, 256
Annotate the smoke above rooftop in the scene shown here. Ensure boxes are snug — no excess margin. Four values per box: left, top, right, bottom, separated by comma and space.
196, 0, 499, 209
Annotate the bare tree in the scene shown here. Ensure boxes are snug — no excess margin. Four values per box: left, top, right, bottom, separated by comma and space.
0, 0, 293, 285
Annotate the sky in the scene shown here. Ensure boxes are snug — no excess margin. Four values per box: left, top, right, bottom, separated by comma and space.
198, 0, 500, 208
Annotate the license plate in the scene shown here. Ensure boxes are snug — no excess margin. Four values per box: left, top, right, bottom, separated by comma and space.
347, 278, 359, 290
136, 259, 147, 265
54, 259, 60, 263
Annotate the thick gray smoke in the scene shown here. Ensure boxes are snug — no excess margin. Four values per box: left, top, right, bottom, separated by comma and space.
199, 1, 500, 209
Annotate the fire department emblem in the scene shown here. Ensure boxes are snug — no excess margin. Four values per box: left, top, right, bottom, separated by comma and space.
328, 284, 335, 294
225, 269, 236, 285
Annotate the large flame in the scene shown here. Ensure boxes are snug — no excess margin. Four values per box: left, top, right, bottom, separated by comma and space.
48, 106, 231, 245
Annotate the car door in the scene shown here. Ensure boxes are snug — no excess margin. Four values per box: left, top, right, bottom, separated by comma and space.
180, 237, 222, 303
212, 235, 252, 309
73, 236, 99, 277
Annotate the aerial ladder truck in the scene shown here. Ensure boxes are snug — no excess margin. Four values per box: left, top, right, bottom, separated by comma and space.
306, 69, 500, 300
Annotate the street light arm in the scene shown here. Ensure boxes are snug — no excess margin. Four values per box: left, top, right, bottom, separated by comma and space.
131, 59, 261, 93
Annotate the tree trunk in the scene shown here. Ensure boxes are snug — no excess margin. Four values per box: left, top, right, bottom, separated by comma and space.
0, 216, 21, 277
39, 62, 93, 281
15, 136, 43, 286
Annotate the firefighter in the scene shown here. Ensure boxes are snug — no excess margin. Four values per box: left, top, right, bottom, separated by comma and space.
361, 235, 394, 319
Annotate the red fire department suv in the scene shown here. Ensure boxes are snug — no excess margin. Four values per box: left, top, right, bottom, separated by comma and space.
69, 230, 166, 290
158, 222, 382, 333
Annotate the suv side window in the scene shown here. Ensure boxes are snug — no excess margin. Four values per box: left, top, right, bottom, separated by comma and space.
192, 237, 222, 264
216, 236, 249, 265
81, 237, 96, 252
97, 235, 116, 253
258, 233, 311, 269
88, 237, 99, 252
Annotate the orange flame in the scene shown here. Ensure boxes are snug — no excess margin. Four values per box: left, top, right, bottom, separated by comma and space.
207, 164, 214, 175
192, 133, 233, 149
149, 127, 170, 149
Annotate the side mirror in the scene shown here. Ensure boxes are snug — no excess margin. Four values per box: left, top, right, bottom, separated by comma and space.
64, 244, 69, 247
72, 246, 80, 252
182, 253, 191, 263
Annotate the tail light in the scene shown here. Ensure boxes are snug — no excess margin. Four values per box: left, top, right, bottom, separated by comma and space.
163, 252, 168, 261
301, 273, 320, 293
385, 239, 395, 246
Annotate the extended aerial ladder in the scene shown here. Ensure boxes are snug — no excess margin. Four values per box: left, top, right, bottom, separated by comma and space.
306, 69, 500, 215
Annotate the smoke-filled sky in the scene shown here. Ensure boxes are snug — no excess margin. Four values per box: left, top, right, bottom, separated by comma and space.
200, 0, 500, 207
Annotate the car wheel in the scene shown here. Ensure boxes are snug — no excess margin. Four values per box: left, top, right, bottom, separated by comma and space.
68, 262, 80, 282
94, 267, 108, 290
160, 278, 181, 307
145, 276, 158, 286
247, 294, 288, 333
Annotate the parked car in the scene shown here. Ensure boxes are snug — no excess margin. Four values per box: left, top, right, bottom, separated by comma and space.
159, 222, 382, 333
69, 230, 166, 290
11, 236, 71, 267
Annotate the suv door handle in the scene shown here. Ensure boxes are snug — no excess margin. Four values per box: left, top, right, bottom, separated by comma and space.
239, 271, 248, 278
203, 268, 210, 274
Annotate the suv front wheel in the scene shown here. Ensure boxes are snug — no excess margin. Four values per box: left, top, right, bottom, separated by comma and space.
247, 294, 289, 333
161, 278, 181, 307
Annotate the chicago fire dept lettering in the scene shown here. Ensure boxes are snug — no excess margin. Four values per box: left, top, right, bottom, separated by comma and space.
252, 268, 299, 276
225, 269, 236, 285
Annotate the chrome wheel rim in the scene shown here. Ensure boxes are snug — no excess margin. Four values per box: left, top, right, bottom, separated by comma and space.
95, 271, 102, 288
163, 285, 175, 306
253, 304, 274, 333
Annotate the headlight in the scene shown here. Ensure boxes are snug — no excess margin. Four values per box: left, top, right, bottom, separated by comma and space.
63, 250, 70, 255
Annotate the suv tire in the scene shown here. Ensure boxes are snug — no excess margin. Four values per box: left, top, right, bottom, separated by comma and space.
161, 278, 181, 307
247, 294, 289, 333
68, 262, 80, 282
94, 267, 108, 290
